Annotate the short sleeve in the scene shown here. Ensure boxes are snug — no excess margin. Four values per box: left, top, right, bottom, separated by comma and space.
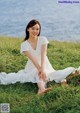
40, 36, 49, 45
20, 41, 30, 54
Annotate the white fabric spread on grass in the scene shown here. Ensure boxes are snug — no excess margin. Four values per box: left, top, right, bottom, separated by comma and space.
0, 36, 76, 85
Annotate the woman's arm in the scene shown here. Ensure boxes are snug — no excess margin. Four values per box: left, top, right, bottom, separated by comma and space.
23, 51, 44, 80
23, 51, 41, 72
41, 44, 47, 70
40, 44, 48, 81
23, 48, 47, 81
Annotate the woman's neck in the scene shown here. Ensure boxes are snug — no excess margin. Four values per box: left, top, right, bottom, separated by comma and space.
28, 36, 38, 42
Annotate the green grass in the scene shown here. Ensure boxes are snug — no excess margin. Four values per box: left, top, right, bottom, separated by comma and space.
0, 36, 80, 113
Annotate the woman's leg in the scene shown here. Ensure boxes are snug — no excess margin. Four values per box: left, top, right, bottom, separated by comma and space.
37, 81, 51, 94
37, 81, 46, 93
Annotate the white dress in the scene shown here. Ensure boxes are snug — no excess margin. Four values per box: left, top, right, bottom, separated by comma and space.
0, 36, 76, 85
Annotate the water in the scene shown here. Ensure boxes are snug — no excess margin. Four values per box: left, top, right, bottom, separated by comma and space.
0, 0, 80, 41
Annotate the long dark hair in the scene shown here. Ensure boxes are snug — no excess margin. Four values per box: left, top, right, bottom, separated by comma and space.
24, 19, 41, 41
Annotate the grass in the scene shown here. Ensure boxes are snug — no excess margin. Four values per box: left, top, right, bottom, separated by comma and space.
0, 36, 80, 113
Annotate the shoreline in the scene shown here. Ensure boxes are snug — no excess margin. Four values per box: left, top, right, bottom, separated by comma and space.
0, 35, 80, 43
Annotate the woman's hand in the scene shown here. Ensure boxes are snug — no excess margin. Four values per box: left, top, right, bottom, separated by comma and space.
38, 68, 46, 81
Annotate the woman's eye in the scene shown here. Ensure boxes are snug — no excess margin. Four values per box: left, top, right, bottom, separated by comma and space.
36, 28, 39, 31
32, 28, 39, 31
32, 28, 35, 30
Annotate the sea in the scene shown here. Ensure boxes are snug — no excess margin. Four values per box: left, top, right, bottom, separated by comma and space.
0, 0, 80, 41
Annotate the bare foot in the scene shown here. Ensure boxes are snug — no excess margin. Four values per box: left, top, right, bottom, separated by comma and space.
68, 70, 80, 79
73, 70, 79, 75
61, 80, 68, 87
37, 88, 52, 95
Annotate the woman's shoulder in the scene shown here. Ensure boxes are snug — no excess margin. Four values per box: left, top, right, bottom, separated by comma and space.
21, 40, 30, 50
20, 40, 30, 54
21, 40, 29, 46
39, 36, 49, 44
39, 36, 47, 40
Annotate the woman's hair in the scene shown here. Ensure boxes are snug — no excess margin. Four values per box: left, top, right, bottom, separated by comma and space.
24, 19, 41, 41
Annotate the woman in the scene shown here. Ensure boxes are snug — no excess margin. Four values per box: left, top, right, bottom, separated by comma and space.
0, 19, 79, 94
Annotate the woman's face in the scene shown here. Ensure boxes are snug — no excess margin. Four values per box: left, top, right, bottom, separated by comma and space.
28, 24, 40, 38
